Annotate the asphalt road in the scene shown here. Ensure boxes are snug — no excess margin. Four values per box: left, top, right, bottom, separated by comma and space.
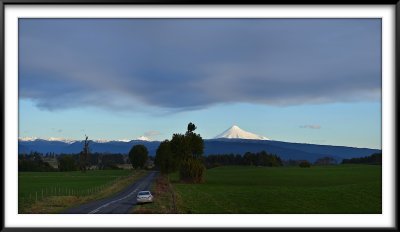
64, 171, 158, 214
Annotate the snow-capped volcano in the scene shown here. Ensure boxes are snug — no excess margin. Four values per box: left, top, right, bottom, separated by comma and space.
214, 125, 269, 140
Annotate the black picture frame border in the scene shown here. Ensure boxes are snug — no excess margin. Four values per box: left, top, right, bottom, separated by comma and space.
0, 2, 398, 231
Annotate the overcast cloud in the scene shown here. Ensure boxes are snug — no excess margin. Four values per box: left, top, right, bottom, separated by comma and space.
19, 19, 381, 112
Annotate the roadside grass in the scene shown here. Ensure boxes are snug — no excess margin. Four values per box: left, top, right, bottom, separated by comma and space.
132, 175, 181, 214
19, 169, 147, 213
171, 164, 382, 214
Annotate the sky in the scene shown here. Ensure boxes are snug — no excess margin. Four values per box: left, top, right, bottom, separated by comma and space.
19, 19, 381, 149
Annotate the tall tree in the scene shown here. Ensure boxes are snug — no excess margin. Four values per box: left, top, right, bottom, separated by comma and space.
79, 135, 90, 172
129, 144, 149, 169
155, 140, 177, 174
180, 123, 205, 183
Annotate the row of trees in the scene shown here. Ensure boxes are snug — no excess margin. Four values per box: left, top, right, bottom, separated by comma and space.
18, 152, 57, 172
283, 157, 337, 167
155, 122, 205, 183
342, 153, 382, 165
204, 151, 283, 168
18, 153, 131, 172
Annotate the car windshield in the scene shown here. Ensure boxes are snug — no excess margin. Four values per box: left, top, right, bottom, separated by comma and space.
138, 191, 150, 196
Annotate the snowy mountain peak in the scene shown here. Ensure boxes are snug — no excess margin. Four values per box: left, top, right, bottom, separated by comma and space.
48, 137, 76, 143
214, 125, 269, 140
19, 137, 130, 144
18, 136, 39, 142
18, 137, 77, 144
136, 136, 152, 141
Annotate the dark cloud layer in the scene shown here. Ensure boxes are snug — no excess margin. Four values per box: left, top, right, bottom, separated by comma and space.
19, 19, 381, 111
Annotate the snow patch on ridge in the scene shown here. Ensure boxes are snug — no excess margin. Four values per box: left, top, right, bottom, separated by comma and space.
136, 136, 152, 141
18, 137, 132, 144
18, 137, 77, 144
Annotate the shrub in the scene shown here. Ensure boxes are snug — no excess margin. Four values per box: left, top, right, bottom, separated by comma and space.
314, 156, 337, 165
58, 155, 78, 171
179, 158, 205, 183
299, 160, 311, 168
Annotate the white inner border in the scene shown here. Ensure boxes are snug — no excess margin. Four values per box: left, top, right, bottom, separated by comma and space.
4, 4, 396, 228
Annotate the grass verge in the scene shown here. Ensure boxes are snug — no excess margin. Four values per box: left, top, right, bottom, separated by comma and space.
132, 175, 182, 214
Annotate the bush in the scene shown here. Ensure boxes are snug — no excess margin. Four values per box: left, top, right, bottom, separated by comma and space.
299, 161, 311, 168
58, 155, 78, 171
179, 158, 205, 183
314, 156, 337, 165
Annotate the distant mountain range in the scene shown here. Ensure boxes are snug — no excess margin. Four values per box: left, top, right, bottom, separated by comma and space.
19, 125, 380, 162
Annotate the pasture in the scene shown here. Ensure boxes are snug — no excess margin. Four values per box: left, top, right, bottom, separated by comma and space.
171, 165, 381, 213
19, 169, 143, 213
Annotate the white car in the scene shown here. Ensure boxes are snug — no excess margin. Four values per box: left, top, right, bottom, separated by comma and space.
136, 191, 153, 204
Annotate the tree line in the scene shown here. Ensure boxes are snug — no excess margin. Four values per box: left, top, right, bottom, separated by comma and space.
204, 151, 283, 169
341, 153, 381, 165
19, 151, 136, 172
282, 157, 337, 167
18, 152, 57, 172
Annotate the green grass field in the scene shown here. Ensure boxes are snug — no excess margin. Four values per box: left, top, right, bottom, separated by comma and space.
171, 165, 381, 214
19, 170, 138, 212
